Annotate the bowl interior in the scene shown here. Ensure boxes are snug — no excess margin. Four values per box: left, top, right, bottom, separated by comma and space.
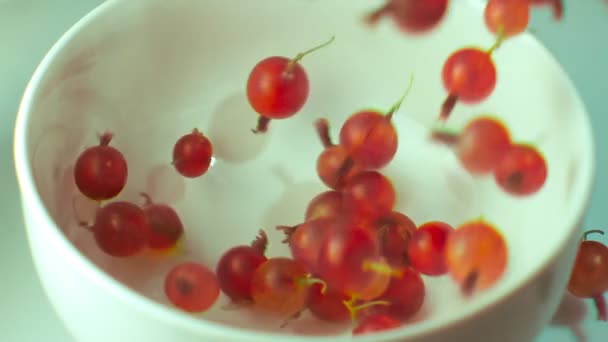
19, 0, 593, 338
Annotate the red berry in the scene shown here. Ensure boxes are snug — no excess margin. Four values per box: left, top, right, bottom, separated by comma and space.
494, 144, 548, 196
304, 190, 344, 221
456, 116, 512, 174
407, 221, 453, 275
342, 171, 396, 222
247, 36, 335, 133
250, 257, 310, 317
216, 230, 268, 303
140, 193, 184, 251
172, 129, 213, 178
74, 132, 127, 201
440, 48, 497, 121
365, 0, 449, 33
374, 211, 417, 266
92, 201, 150, 257
484, 0, 530, 37
567, 230, 608, 321
164, 262, 220, 313
445, 219, 508, 295
307, 283, 350, 322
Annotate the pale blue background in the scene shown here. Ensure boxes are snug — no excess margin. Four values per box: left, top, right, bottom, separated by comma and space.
0, 1, 606, 341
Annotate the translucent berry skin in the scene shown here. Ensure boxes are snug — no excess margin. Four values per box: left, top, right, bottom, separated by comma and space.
407, 221, 453, 276
285, 218, 341, 274
164, 262, 220, 313
370, 266, 425, 321
92, 201, 150, 257
484, 0, 530, 37
246, 57, 309, 119
305, 190, 344, 221
567, 240, 608, 298
445, 220, 508, 292
250, 257, 310, 317
456, 116, 512, 175
442, 48, 497, 103
339, 111, 398, 170
352, 313, 401, 335
216, 246, 267, 302
494, 144, 548, 196
374, 211, 417, 266
142, 199, 184, 251
172, 129, 213, 178
317, 227, 389, 300
74, 133, 127, 201
307, 283, 350, 322
342, 171, 396, 222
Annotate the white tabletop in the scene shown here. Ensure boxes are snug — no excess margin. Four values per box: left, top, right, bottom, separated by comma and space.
1, 1, 607, 341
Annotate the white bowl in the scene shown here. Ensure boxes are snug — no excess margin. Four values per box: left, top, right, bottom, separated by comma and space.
13, 0, 595, 341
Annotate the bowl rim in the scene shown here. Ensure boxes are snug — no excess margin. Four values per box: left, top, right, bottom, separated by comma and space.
12, 0, 596, 341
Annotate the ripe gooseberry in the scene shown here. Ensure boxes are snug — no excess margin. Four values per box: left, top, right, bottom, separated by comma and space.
352, 313, 402, 335
74, 131, 127, 201
431, 116, 512, 175
364, 0, 449, 33
216, 230, 268, 303
140, 193, 184, 252
314, 118, 362, 190
358, 266, 426, 321
445, 219, 508, 295
439, 46, 498, 122
407, 221, 454, 276
277, 217, 342, 274
172, 128, 213, 178
247, 36, 335, 133
317, 226, 392, 301
250, 257, 319, 318
484, 0, 530, 37
90, 201, 150, 257
338, 75, 414, 170
567, 230, 608, 321
307, 283, 351, 323
373, 211, 417, 266
530, 0, 564, 20
164, 262, 220, 313
342, 171, 396, 224
304, 190, 345, 221
494, 143, 548, 196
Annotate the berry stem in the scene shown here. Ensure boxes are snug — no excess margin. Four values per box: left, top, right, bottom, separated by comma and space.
314, 118, 334, 148
98, 131, 114, 146
343, 297, 391, 322
361, 260, 402, 277
487, 27, 505, 56
286, 35, 336, 72
439, 94, 458, 122
462, 269, 479, 297
386, 74, 415, 120
250, 229, 268, 255
593, 294, 607, 322
296, 275, 327, 294
583, 229, 604, 241
139, 192, 154, 206
276, 225, 298, 243
430, 129, 460, 146
252, 116, 271, 134
363, 3, 391, 26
